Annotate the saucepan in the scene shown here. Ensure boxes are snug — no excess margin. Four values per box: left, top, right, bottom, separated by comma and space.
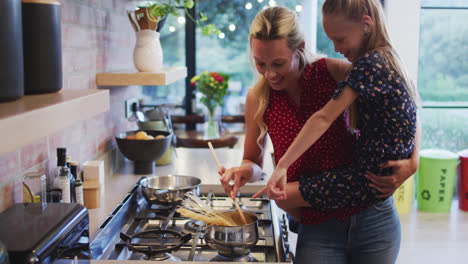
205, 211, 259, 258
139, 175, 201, 205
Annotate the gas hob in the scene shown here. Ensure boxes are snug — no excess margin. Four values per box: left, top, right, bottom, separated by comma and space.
90, 177, 292, 262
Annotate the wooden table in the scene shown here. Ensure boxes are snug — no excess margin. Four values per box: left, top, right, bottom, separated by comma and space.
174, 128, 239, 148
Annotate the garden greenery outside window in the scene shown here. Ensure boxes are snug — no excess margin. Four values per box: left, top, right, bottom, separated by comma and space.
418, 0, 468, 152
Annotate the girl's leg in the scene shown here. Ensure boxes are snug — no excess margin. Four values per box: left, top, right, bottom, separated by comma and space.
347, 197, 401, 264
294, 217, 348, 264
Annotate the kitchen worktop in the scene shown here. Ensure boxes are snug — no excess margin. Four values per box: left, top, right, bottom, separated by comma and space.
88, 148, 274, 236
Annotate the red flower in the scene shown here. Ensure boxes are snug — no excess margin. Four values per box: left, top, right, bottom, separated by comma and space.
210, 72, 224, 83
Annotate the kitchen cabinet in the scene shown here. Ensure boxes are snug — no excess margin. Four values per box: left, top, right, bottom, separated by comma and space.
0, 89, 109, 156
96, 67, 187, 86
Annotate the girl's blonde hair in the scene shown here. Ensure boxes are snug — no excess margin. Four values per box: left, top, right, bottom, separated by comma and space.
322, 0, 421, 128
249, 6, 323, 150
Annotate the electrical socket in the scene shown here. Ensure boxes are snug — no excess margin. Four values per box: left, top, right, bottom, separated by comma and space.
125, 97, 138, 119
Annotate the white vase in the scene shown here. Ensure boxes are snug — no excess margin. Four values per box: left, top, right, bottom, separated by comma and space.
133, 30, 163, 72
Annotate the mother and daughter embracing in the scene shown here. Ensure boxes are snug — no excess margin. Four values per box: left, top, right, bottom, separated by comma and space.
219, 0, 420, 263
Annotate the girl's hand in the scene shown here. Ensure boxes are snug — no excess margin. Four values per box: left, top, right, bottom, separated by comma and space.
253, 167, 288, 200
220, 165, 253, 199
365, 158, 418, 198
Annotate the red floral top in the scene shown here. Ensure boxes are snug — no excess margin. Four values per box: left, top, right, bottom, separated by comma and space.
264, 58, 363, 224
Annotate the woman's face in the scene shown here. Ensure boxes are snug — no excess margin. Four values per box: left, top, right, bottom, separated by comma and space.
323, 14, 367, 62
251, 38, 300, 91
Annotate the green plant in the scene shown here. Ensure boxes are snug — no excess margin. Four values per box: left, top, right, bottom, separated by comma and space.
190, 71, 229, 116
142, 0, 221, 36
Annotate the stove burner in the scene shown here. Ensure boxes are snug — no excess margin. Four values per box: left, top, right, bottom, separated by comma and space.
184, 219, 207, 233
120, 229, 191, 260
210, 253, 257, 262
143, 252, 180, 261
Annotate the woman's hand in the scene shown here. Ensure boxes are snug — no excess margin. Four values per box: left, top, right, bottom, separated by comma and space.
253, 167, 288, 200
365, 158, 418, 198
220, 165, 253, 199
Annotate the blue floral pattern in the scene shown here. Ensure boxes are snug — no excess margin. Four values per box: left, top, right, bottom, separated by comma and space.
299, 50, 417, 210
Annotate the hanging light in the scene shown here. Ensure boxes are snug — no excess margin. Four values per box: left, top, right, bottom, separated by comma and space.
269, 0, 277, 7
245, 2, 253, 10
169, 26, 176, 32
218, 32, 225, 39
229, 24, 236, 31
296, 5, 303, 12
258, 0, 264, 3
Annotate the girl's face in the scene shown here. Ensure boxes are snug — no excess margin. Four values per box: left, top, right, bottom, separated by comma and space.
251, 38, 300, 91
323, 14, 367, 62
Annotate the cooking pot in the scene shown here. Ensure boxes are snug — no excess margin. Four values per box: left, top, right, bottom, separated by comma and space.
139, 175, 201, 205
205, 211, 259, 258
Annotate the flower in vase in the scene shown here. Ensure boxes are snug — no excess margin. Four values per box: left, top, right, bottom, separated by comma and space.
190, 71, 229, 118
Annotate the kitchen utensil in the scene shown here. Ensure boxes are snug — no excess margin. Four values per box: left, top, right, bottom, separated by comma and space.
205, 210, 259, 258
208, 142, 247, 225
135, 7, 149, 30
115, 130, 171, 174
127, 11, 139, 32
139, 175, 201, 205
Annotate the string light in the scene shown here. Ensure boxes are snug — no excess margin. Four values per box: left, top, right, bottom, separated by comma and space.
229, 24, 236, 31
169, 26, 176, 32
177, 16, 186, 24
258, 0, 264, 2
269, 0, 277, 6
218, 32, 225, 39
296, 5, 303, 12
245, 2, 252, 9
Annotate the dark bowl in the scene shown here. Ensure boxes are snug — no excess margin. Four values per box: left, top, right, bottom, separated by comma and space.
115, 130, 172, 174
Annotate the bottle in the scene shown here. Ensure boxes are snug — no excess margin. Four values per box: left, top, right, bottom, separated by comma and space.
71, 162, 83, 205
55, 148, 70, 203
67, 155, 76, 203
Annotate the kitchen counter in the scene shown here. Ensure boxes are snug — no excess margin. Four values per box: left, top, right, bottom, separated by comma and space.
88, 147, 274, 237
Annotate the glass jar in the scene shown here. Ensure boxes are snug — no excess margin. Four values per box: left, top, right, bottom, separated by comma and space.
23, 172, 46, 207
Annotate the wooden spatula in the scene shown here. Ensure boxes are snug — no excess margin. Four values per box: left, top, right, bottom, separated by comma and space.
208, 142, 248, 225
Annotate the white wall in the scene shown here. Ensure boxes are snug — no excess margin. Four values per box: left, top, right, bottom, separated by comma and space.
384, 0, 421, 87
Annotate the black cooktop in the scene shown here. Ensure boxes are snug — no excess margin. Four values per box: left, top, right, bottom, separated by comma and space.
0, 203, 89, 262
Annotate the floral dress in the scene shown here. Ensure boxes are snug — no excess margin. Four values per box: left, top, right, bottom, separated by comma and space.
299, 50, 418, 210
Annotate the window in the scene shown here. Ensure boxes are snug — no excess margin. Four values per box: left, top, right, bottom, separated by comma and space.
141, 9, 186, 107
195, 0, 301, 115
418, 0, 468, 151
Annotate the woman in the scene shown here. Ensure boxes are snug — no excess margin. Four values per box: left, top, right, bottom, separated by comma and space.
220, 5, 419, 263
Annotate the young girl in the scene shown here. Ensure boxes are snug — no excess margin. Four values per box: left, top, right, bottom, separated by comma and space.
254, 0, 421, 212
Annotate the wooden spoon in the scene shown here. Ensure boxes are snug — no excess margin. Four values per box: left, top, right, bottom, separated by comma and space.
127, 11, 139, 32
208, 142, 248, 225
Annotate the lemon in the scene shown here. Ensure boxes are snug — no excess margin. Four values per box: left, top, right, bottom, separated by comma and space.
155, 135, 165, 140
135, 131, 147, 140
23, 183, 33, 203
144, 135, 154, 140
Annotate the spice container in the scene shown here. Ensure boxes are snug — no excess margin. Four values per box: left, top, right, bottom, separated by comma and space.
23, 172, 46, 207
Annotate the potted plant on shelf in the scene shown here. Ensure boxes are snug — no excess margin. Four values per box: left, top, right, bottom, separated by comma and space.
190, 71, 230, 139
128, 0, 221, 73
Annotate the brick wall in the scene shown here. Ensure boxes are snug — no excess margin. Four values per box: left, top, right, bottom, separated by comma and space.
0, 0, 141, 212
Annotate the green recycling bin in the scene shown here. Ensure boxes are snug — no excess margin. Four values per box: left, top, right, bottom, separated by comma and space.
417, 149, 459, 212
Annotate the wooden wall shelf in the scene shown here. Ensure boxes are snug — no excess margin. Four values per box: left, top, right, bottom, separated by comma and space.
0, 89, 110, 156
96, 67, 187, 86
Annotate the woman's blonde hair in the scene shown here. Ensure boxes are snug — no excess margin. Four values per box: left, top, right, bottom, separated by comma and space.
322, 0, 421, 128
249, 6, 323, 150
